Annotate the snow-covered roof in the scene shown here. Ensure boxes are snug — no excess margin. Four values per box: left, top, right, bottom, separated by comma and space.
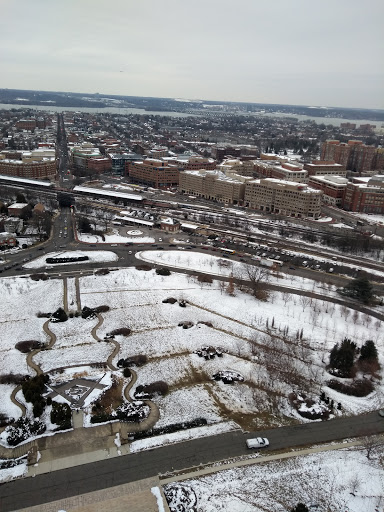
73, 186, 143, 201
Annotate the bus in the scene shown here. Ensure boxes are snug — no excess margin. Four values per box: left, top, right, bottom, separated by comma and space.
221, 248, 235, 255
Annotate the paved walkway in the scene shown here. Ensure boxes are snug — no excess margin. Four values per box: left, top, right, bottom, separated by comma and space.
14, 476, 170, 512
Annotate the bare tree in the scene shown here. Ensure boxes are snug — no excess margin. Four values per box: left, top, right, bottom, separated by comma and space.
282, 292, 292, 306
299, 295, 311, 312
236, 263, 270, 298
359, 435, 384, 460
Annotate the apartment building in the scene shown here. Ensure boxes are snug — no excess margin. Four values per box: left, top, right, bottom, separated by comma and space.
179, 170, 248, 205
304, 160, 346, 177
244, 178, 322, 219
0, 150, 56, 179
321, 140, 381, 173
308, 175, 348, 206
342, 175, 384, 213
128, 158, 179, 188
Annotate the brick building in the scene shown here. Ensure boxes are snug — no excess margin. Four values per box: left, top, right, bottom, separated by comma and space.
342, 175, 384, 213
244, 178, 322, 219
308, 175, 348, 206
0, 150, 56, 179
321, 140, 381, 173
128, 159, 179, 188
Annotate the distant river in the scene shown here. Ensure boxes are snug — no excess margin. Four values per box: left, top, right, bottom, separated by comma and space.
0, 102, 382, 128
0, 103, 195, 118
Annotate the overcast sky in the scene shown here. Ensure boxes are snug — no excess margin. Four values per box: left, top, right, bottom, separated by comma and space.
1, 0, 383, 109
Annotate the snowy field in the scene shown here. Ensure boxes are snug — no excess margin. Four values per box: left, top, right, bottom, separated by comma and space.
164, 445, 384, 512
23, 250, 118, 268
0, 264, 383, 450
79, 267, 384, 426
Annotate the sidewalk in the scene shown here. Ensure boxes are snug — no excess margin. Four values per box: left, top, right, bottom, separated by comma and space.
15, 476, 170, 512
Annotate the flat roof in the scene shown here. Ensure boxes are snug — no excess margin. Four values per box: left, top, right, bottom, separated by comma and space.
115, 215, 153, 226
73, 186, 143, 201
0, 174, 52, 187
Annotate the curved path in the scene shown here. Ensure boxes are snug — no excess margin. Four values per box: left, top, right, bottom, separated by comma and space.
88, 309, 160, 430
122, 368, 160, 432
91, 313, 104, 341
106, 339, 119, 371
9, 385, 27, 416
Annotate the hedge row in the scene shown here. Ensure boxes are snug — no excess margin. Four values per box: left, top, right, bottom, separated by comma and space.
129, 417, 207, 440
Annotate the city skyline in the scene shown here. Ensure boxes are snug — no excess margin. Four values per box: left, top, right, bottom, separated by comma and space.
1, 0, 383, 110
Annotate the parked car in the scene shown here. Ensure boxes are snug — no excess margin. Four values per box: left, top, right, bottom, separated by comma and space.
379, 410, 384, 417
246, 437, 269, 449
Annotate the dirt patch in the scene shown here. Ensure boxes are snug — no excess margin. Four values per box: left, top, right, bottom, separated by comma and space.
97, 376, 124, 414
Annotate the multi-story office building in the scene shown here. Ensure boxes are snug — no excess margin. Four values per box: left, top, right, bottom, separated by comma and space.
244, 178, 322, 219
179, 170, 249, 205
342, 175, 384, 213
71, 145, 112, 173
0, 150, 56, 179
308, 175, 348, 206
304, 160, 346, 177
269, 162, 307, 183
128, 159, 179, 188
219, 159, 255, 177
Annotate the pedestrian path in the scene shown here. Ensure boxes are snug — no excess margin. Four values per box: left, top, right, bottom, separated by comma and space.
15, 476, 170, 512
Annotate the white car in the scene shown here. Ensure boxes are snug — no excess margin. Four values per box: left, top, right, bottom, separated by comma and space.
246, 437, 269, 449
158, 238, 162, 242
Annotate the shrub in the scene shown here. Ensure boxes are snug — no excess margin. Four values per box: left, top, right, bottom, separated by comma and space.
95, 269, 110, 275
109, 327, 131, 336
0, 374, 26, 385
22, 374, 49, 416
51, 307, 68, 323
328, 379, 374, 397
135, 264, 152, 271
15, 340, 41, 353
117, 354, 147, 368
36, 311, 51, 318
95, 305, 110, 313
197, 275, 212, 284
81, 306, 96, 319
51, 402, 72, 430
123, 368, 132, 378
6, 417, 46, 446
156, 267, 171, 276
46, 256, 89, 264
130, 418, 207, 440
30, 273, 48, 281
162, 297, 177, 304
134, 381, 169, 399
178, 321, 193, 329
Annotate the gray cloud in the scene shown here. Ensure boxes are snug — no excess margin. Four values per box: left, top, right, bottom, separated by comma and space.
0, 0, 383, 108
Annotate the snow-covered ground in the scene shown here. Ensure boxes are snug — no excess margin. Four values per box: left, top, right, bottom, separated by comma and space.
0, 265, 383, 476
23, 250, 118, 269
77, 232, 155, 244
165, 445, 384, 512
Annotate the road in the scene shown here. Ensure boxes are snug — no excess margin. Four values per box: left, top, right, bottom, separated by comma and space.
1, 411, 383, 511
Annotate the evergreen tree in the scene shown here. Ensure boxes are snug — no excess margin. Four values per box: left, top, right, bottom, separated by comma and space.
360, 340, 378, 361
291, 504, 309, 512
341, 277, 373, 304
329, 338, 356, 377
